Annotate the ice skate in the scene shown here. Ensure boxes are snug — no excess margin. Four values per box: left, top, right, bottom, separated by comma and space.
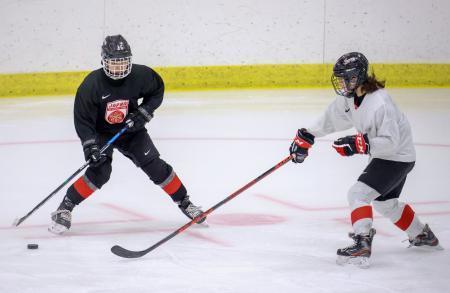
177, 196, 207, 225
408, 224, 443, 250
48, 209, 72, 234
336, 228, 376, 268
48, 196, 75, 234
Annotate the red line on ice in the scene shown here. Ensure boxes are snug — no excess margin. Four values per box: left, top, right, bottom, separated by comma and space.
1, 137, 449, 148
254, 194, 450, 212
0, 218, 150, 230
20, 223, 231, 246
253, 193, 349, 211
99, 202, 154, 220
333, 217, 394, 237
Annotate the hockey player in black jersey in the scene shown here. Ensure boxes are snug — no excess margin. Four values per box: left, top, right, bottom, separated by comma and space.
49, 35, 206, 234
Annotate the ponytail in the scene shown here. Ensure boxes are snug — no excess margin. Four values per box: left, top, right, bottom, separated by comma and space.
362, 73, 385, 93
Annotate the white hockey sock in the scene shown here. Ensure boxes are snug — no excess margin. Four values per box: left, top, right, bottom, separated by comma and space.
347, 182, 380, 235
373, 199, 425, 238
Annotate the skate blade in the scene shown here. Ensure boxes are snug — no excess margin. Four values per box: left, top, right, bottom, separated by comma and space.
48, 223, 68, 235
336, 255, 371, 269
408, 243, 445, 251
196, 219, 209, 228
416, 244, 445, 251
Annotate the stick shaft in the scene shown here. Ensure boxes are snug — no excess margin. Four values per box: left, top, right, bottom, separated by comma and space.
14, 126, 129, 227
111, 155, 292, 258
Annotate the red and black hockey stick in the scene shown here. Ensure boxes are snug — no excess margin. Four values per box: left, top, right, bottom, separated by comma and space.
111, 155, 293, 258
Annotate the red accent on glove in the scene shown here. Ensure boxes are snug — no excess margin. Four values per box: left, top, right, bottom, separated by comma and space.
294, 136, 312, 149
355, 133, 367, 154
332, 145, 348, 156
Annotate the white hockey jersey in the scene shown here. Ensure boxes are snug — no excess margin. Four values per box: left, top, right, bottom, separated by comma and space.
307, 89, 416, 162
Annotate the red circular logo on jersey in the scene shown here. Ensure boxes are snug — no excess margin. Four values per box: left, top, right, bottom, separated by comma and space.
105, 100, 129, 124
107, 110, 125, 124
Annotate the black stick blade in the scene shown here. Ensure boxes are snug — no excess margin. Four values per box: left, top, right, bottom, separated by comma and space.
12, 217, 22, 227
111, 245, 149, 259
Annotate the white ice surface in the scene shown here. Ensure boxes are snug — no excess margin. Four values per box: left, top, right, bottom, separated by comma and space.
1, 89, 449, 293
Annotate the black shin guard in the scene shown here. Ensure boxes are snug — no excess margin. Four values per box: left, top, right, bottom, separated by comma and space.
65, 161, 112, 206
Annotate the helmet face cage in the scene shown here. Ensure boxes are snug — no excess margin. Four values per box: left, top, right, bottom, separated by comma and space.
101, 35, 132, 80
331, 72, 359, 97
102, 56, 132, 80
331, 52, 369, 97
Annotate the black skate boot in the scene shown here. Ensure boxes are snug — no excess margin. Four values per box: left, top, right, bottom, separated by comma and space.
408, 224, 443, 250
177, 196, 207, 224
336, 228, 376, 268
48, 197, 75, 235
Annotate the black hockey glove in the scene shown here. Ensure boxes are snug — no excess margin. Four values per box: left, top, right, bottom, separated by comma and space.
332, 133, 370, 156
289, 128, 315, 163
83, 141, 107, 167
125, 106, 153, 131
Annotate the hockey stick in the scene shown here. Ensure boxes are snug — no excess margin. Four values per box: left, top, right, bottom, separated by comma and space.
13, 125, 130, 227
111, 155, 293, 258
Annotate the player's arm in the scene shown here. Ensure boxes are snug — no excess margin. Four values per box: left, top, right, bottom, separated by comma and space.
289, 97, 353, 163
332, 105, 399, 157
140, 68, 164, 113
125, 68, 164, 130
308, 97, 353, 138
74, 83, 98, 145
366, 105, 400, 156
73, 84, 106, 166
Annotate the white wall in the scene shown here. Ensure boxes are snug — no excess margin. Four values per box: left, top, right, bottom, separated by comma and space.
1, 0, 449, 73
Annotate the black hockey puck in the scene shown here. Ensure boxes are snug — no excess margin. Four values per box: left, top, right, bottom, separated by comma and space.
27, 244, 38, 249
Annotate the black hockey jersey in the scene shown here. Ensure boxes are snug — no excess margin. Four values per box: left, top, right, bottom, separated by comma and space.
73, 64, 164, 145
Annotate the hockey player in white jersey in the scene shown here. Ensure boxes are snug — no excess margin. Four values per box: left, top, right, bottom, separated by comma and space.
289, 52, 442, 268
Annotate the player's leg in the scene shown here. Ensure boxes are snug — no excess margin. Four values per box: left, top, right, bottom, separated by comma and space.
372, 180, 441, 249
49, 143, 114, 234
361, 159, 441, 248
117, 130, 206, 223
141, 157, 206, 223
336, 181, 379, 268
338, 159, 413, 266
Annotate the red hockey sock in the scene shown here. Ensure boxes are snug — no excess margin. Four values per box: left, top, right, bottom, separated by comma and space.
73, 175, 97, 199
394, 204, 415, 231
351, 205, 373, 225
159, 171, 186, 202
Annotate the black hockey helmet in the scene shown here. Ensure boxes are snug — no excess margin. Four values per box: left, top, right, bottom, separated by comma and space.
331, 52, 369, 97
101, 35, 132, 80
